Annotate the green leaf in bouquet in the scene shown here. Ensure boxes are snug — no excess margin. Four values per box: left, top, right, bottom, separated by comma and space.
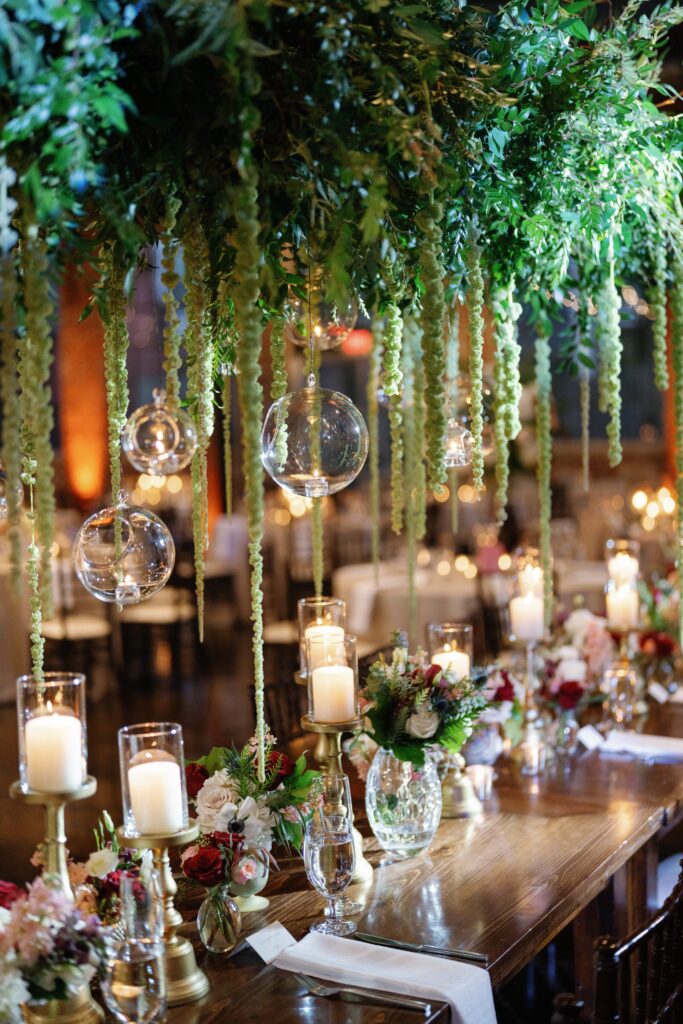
391, 740, 426, 765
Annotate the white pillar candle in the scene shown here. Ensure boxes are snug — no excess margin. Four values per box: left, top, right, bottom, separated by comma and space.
606, 583, 639, 630
432, 649, 471, 680
518, 565, 543, 597
305, 624, 345, 671
510, 593, 545, 642
128, 756, 183, 834
607, 552, 639, 586
25, 711, 83, 792
311, 664, 356, 723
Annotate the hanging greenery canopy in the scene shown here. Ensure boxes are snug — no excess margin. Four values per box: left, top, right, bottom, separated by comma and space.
2, 0, 683, 759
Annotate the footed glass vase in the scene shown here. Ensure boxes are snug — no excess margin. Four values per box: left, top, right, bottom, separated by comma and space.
365, 748, 442, 860
230, 860, 270, 913
197, 885, 241, 954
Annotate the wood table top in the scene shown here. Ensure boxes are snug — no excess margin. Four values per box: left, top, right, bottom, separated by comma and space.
167, 699, 683, 1023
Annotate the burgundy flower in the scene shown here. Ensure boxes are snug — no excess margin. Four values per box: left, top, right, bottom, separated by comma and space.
557, 680, 585, 711
0, 881, 23, 909
640, 631, 675, 659
209, 831, 244, 854
424, 664, 442, 686
265, 750, 295, 782
185, 763, 209, 800
182, 847, 225, 887
493, 672, 515, 703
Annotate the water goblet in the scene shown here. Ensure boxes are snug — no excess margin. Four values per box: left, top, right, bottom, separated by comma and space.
603, 667, 637, 730
101, 871, 166, 1024
304, 811, 356, 936
315, 773, 363, 919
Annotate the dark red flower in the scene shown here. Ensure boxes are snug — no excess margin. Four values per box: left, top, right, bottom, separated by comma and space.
185, 763, 209, 800
557, 681, 585, 711
493, 672, 515, 703
265, 751, 295, 781
209, 831, 243, 854
0, 881, 23, 909
424, 664, 442, 686
182, 847, 225, 887
640, 631, 675, 659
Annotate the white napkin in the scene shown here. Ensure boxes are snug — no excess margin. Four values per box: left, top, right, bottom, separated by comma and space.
602, 730, 683, 762
275, 932, 497, 1024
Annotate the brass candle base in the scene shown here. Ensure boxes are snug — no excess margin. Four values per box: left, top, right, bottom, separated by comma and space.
440, 754, 482, 818
301, 716, 373, 881
116, 822, 209, 1007
10, 778, 97, 896
22, 983, 104, 1024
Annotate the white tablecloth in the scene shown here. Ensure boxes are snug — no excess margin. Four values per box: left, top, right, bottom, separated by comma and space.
333, 560, 479, 645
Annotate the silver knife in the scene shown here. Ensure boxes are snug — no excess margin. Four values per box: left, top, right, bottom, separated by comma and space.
355, 931, 488, 965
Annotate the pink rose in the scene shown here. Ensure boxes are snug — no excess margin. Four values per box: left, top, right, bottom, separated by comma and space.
282, 805, 301, 824
231, 857, 259, 887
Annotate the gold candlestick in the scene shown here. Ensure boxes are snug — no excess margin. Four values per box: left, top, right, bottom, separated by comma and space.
10, 777, 97, 896
440, 753, 483, 818
301, 716, 373, 881
116, 822, 209, 1007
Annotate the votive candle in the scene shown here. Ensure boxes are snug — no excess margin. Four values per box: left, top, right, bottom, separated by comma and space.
510, 593, 545, 642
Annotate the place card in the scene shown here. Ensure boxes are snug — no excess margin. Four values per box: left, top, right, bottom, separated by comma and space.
648, 681, 670, 705
246, 921, 297, 964
577, 724, 604, 751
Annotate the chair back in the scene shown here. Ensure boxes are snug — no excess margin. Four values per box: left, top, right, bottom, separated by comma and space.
261, 678, 307, 745
593, 861, 683, 1023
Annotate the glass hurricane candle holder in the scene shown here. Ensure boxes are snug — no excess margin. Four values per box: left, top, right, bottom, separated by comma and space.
427, 623, 473, 680
298, 596, 346, 678
17, 673, 88, 794
306, 634, 359, 724
605, 578, 640, 633
509, 549, 545, 645
605, 538, 640, 586
119, 723, 189, 838
603, 666, 637, 730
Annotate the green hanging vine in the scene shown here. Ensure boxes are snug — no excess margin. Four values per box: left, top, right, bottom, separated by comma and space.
671, 251, 683, 648
579, 368, 591, 494
446, 301, 460, 533
491, 281, 521, 524
160, 193, 182, 410
402, 327, 418, 646
650, 238, 669, 393
408, 318, 427, 540
21, 457, 44, 682
233, 168, 266, 782
417, 201, 447, 491
222, 370, 233, 518
383, 301, 404, 534
101, 245, 129, 502
184, 221, 214, 641
535, 330, 554, 628
367, 326, 381, 583
0, 253, 22, 589
466, 232, 486, 492
20, 226, 56, 616
600, 242, 623, 468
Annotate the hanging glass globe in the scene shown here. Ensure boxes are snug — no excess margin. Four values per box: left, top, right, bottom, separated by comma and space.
73, 497, 175, 605
444, 418, 473, 468
261, 377, 369, 497
284, 292, 358, 351
0, 460, 23, 520
121, 388, 198, 475
453, 373, 495, 457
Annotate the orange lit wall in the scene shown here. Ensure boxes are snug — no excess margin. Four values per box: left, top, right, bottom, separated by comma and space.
57, 273, 108, 505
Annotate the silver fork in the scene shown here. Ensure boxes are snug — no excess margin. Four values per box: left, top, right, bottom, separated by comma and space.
295, 972, 432, 1014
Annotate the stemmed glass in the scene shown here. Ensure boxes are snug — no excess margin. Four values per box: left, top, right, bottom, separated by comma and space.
102, 871, 166, 1024
316, 773, 363, 919
304, 804, 356, 937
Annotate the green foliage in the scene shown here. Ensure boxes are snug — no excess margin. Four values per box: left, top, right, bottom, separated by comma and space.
535, 330, 554, 627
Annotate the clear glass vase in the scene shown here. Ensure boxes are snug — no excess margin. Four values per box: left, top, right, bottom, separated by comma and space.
196, 886, 241, 954
365, 748, 442, 860
555, 710, 579, 757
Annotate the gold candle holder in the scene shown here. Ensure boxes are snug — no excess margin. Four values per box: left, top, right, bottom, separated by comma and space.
301, 716, 373, 882
22, 982, 104, 1024
440, 753, 483, 818
10, 777, 97, 897
116, 822, 209, 1007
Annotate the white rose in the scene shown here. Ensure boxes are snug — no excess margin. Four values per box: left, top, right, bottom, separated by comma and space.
564, 609, 595, 646
405, 703, 440, 740
195, 769, 239, 833
556, 657, 587, 683
84, 847, 119, 879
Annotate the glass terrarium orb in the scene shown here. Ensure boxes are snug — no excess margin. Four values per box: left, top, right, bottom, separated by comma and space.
261, 380, 369, 497
0, 460, 22, 519
444, 418, 473, 468
284, 293, 358, 351
454, 373, 495, 457
122, 388, 198, 474
73, 501, 175, 605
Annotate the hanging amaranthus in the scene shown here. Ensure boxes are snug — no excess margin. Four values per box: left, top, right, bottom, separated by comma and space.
650, 238, 669, 392
383, 301, 404, 533
671, 251, 683, 648
20, 226, 56, 615
21, 457, 44, 681
446, 302, 460, 533
0, 253, 22, 588
160, 193, 182, 410
417, 202, 446, 491
367, 329, 381, 582
184, 221, 214, 640
402, 327, 418, 645
598, 245, 623, 468
222, 370, 233, 517
407, 318, 427, 540
466, 232, 486, 491
579, 368, 590, 493
101, 245, 129, 502
535, 330, 554, 627
491, 281, 522, 524
233, 169, 266, 781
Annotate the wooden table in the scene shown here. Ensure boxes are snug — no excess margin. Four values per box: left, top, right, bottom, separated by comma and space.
167, 701, 683, 1023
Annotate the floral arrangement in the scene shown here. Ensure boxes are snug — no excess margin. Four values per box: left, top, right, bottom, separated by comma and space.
556, 608, 616, 686
358, 646, 489, 766
181, 830, 269, 895
0, 877, 107, 1021
185, 734, 319, 855
639, 573, 680, 650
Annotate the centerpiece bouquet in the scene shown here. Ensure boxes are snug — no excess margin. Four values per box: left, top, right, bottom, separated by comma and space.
0, 877, 107, 1023
461, 668, 525, 764
183, 731, 319, 946
638, 573, 679, 692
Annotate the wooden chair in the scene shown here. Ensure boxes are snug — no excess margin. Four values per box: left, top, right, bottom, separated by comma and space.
555, 861, 683, 1023
259, 678, 308, 746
